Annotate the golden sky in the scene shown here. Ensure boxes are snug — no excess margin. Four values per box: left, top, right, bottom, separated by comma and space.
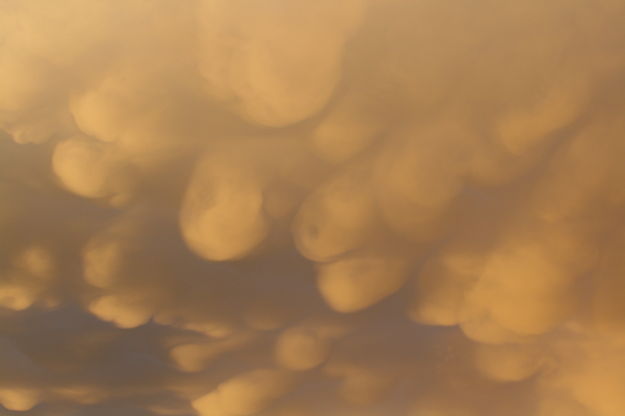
1, 0, 625, 415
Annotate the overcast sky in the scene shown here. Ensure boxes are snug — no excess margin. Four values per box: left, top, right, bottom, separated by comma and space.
2, 1, 625, 415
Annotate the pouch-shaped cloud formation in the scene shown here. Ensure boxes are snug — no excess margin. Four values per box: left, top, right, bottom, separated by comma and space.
2, 0, 625, 415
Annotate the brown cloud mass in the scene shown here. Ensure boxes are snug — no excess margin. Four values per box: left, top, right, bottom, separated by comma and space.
2, 0, 625, 415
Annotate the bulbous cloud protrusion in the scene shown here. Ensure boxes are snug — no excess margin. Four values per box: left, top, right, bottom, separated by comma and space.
293, 165, 377, 262
317, 254, 409, 313
192, 369, 294, 416
52, 136, 136, 205
196, 0, 365, 127
180, 152, 269, 261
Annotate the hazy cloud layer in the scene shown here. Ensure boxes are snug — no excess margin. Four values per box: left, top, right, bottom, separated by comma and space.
2, 0, 625, 415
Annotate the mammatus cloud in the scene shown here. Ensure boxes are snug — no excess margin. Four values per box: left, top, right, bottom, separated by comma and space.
1, 0, 625, 415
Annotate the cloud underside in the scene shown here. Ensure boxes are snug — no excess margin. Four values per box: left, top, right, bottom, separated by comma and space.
2, 0, 625, 415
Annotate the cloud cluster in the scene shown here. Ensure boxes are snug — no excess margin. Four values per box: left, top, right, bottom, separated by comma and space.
2, 0, 625, 415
